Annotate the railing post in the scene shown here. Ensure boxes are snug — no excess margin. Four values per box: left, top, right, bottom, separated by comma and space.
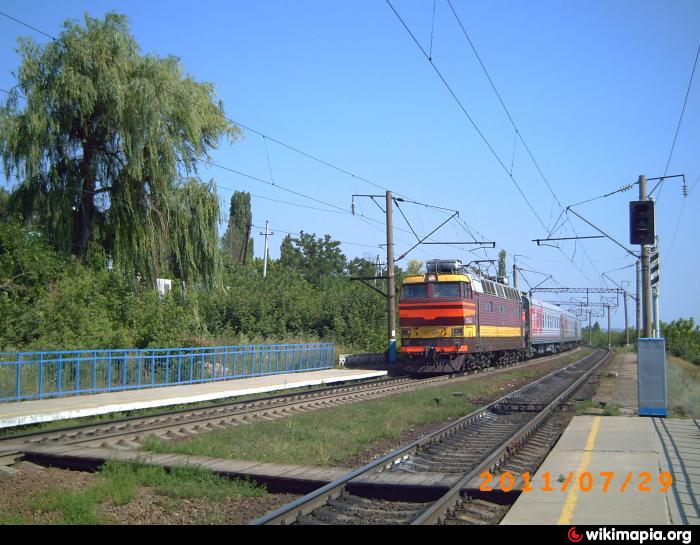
107, 351, 112, 391
58, 353, 63, 396
122, 352, 127, 388
93, 351, 97, 394
177, 351, 182, 384
15, 353, 21, 401
38, 353, 44, 399
76, 355, 81, 393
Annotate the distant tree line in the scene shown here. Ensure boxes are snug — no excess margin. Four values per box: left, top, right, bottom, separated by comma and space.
582, 319, 699, 365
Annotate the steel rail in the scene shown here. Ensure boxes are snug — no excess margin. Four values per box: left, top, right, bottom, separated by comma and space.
412, 349, 611, 524
250, 348, 607, 525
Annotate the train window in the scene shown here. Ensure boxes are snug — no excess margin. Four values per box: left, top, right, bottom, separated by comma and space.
401, 284, 427, 299
495, 284, 505, 298
484, 301, 493, 311
462, 282, 473, 298
432, 282, 461, 298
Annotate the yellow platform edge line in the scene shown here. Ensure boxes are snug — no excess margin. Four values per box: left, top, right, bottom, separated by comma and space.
557, 416, 602, 525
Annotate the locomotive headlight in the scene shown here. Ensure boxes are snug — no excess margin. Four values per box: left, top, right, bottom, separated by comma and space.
426, 274, 437, 281
452, 327, 463, 336
401, 328, 411, 337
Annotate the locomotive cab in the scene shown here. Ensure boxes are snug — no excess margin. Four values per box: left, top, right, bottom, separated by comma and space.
399, 259, 532, 374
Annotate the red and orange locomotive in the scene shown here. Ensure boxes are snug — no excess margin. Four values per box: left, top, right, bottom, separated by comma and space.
399, 259, 580, 373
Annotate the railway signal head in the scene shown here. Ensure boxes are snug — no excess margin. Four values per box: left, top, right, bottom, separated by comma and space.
629, 200, 655, 245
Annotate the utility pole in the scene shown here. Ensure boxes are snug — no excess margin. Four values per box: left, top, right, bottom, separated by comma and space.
386, 191, 397, 363
639, 175, 653, 338
375, 255, 381, 287
512, 263, 518, 290
588, 310, 592, 347
624, 292, 629, 346
636, 259, 641, 340
260, 221, 274, 278
607, 304, 612, 349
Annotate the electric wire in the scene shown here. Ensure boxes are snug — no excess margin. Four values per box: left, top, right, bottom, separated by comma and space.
656, 40, 700, 203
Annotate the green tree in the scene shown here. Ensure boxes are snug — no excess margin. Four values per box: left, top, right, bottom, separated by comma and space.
221, 191, 254, 264
662, 318, 700, 364
498, 249, 507, 278
279, 231, 346, 285
0, 13, 238, 285
347, 256, 378, 278
406, 259, 423, 275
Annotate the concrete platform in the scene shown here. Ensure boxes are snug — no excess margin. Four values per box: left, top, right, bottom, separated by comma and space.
501, 416, 700, 525
19, 443, 350, 494
0, 369, 387, 429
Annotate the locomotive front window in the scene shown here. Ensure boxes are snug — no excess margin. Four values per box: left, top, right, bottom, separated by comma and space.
401, 284, 428, 299
432, 282, 460, 299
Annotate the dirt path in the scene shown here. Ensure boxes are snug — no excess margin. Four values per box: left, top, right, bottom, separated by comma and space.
593, 351, 638, 415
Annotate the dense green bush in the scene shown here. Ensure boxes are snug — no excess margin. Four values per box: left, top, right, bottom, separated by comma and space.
0, 223, 387, 353
662, 318, 700, 365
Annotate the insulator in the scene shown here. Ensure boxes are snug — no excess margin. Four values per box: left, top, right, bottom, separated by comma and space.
351, 201, 355, 215
682, 182, 688, 197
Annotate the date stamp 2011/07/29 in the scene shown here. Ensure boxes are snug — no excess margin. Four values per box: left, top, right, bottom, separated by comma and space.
479, 471, 673, 493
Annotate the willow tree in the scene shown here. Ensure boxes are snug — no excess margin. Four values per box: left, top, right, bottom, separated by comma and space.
0, 12, 239, 285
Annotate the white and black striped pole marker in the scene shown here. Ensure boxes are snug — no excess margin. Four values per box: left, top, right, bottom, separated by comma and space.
650, 241, 660, 337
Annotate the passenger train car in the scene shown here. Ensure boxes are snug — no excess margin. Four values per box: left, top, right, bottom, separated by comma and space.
399, 259, 581, 374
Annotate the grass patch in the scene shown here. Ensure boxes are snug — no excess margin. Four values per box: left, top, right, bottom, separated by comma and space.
0, 512, 28, 524
575, 399, 621, 416
32, 461, 265, 524
667, 356, 700, 418
144, 352, 592, 467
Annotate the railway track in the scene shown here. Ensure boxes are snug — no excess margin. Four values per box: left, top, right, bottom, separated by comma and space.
252, 348, 610, 525
0, 348, 583, 456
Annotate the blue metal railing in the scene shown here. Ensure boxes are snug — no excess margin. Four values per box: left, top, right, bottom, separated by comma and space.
0, 343, 335, 402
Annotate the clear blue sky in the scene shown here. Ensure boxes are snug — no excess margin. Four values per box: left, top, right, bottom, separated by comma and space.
1, 0, 698, 329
